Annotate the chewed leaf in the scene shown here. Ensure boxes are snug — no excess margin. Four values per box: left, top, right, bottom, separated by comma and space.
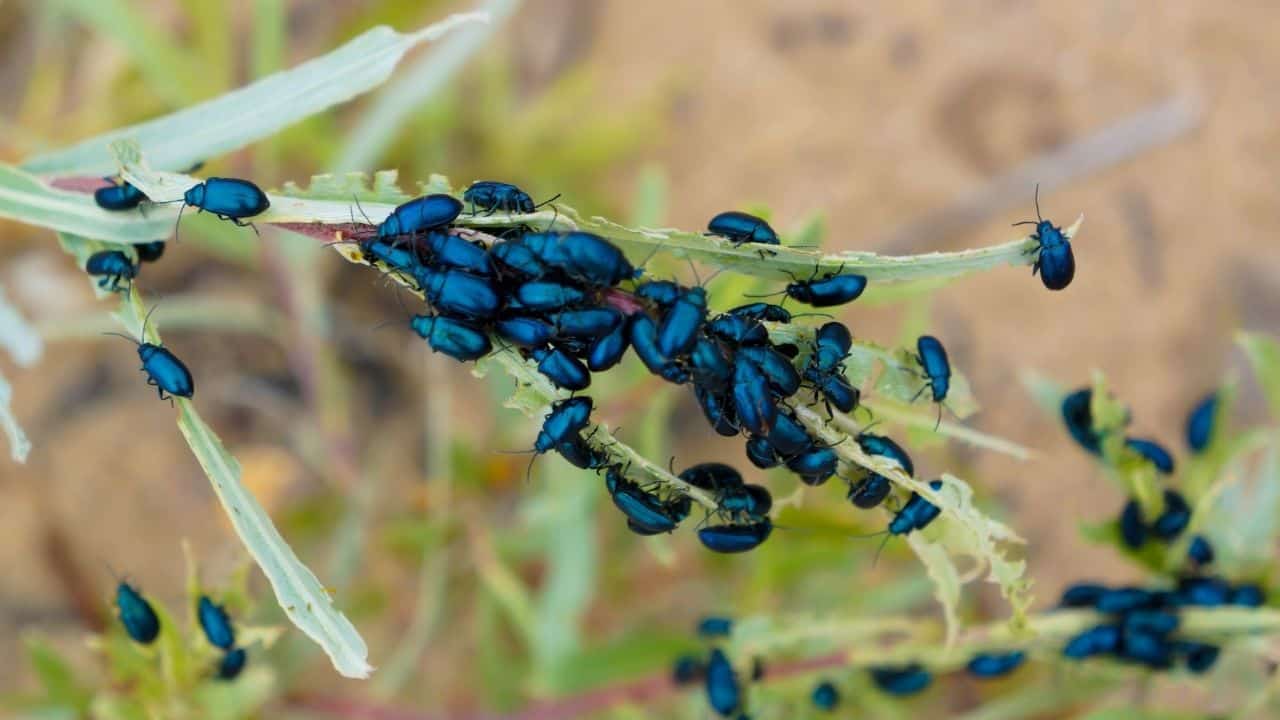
860, 399, 1032, 461
279, 171, 412, 204
111, 292, 371, 678
0, 369, 31, 463
905, 533, 961, 647
22, 13, 491, 176
0, 284, 43, 367
0, 163, 174, 244
796, 405, 1032, 627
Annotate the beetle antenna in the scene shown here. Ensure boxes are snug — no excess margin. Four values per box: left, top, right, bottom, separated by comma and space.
532, 193, 561, 211
352, 194, 374, 226
1034, 183, 1042, 222
872, 532, 893, 568
173, 202, 186, 244
102, 331, 140, 346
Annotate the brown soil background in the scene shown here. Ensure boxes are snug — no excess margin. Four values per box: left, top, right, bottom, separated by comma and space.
3, 0, 1280, 713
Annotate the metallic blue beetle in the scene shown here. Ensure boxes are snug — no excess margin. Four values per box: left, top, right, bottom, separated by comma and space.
868, 663, 932, 696
377, 194, 462, 239
95, 179, 146, 211
217, 647, 247, 680
697, 520, 772, 554
116, 581, 161, 644
197, 596, 235, 650
183, 177, 270, 226
410, 315, 492, 362
85, 250, 138, 291
707, 211, 780, 246
1014, 187, 1074, 291
464, 180, 536, 214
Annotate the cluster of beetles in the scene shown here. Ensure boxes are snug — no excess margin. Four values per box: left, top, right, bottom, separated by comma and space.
663, 389, 1260, 718
114, 580, 247, 680
82, 170, 1093, 694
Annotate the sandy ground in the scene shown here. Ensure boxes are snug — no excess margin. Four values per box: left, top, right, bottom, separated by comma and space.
3, 0, 1280, 711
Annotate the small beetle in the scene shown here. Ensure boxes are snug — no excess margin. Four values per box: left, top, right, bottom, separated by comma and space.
197, 596, 236, 650
1013, 185, 1074, 291
116, 581, 161, 645
85, 250, 139, 292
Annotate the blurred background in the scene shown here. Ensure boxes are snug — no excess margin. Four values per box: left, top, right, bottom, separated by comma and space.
3, 0, 1280, 717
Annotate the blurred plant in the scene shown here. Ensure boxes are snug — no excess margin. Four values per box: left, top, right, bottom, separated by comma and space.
2, 4, 1280, 720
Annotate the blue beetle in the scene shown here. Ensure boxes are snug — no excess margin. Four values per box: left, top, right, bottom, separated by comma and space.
1231, 583, 1265, 607
707, 210, 780, 246
378, 194, 462, 239
520, 231, 637, 287
811, 680, 839, 711
635, 280, 682, 307
513, 280, 587, 312
688, 337, 734, 389
534, 397, 592, 454
679, 462, 744, 491
605, 467, 685, 535
673, 654, 705, 685
554, 431, 610, 470
715, 484, 772, 522
361, 237, 422, 275
464, 180, 537, 214
1186, 392, 1218, 453
707, 314, 769, 346
107, 317, 195, 401
490, 240, 548, 279
197, 596, 236, 650
695, 385, 740, 437
847, 474, 892, 509
1095, 587, 1159, 614
629, 314, 689, 383
1060, 388, 1103, 455
417, 268, 500, 320
1119, 499, 1147, 549
732, 357, 777, 436
410, 315, 492, 362
763, 412, 813, 457
1180, 642, 1220, 674
1123, 609, 1179, 636
1125, 437, 1175, 474
856, 433, 914, 476
95, 178, 147, 211
736, 346, 801, 398
786, 270, 867, 307
587, 320, 631, 371
1058, 583, 1107, 608
1187, 535, 1214, 566
868, 664, 932, 696
913, 335, 951, 428
1014, 186, 1074, 291
116, 581, 161, 644
182, 177, 270, 228
1151, 489, 1190, 540
727, 302, 791, 323
548, 307, 622, 339
745, 435, 781, 469
495, 317, 555, 348
133, 240, 166, 263
698, 616, 734, 637
888, 480, 944, 535
85, 250, 139, 291
530, 346, 591, 391
810, 322, 852, 373
1063, 625, 1120, 659
966, 650, 1026, 678
785, 446, 838, 486
420, 231, 492, 276
698, 520, 773, 554
1121, 630, 1173, 669
1176, 577, 1232, 607
657, 287, 708, 357
217, 647, 247, 680
705, 648, 742, 716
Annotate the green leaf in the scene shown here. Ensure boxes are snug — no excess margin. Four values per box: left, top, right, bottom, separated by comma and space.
0, 371, 30, 463
110, 292, 372, 679
905, 534, 962, 647
0, 164, 173, 243
23, 637, 90, 710
335, 0, 521, 171
1239, 331, 1280, 419
21, 12, 490, 176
